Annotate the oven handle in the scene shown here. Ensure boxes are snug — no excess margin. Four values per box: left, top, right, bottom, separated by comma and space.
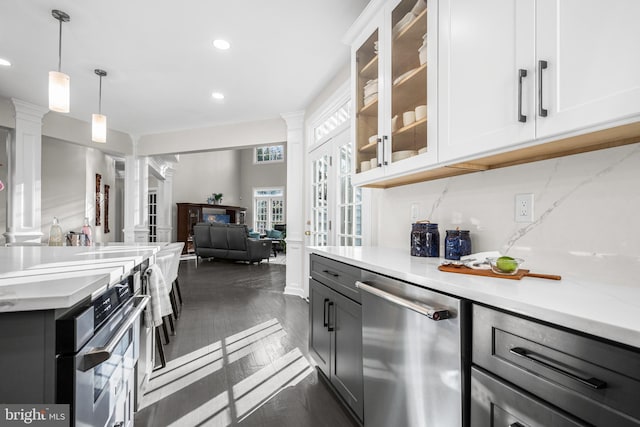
81, 295, 150, 372
356, 281, 450, 321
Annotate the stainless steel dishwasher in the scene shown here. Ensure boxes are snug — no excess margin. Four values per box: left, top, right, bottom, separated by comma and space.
357, 271, 469, 427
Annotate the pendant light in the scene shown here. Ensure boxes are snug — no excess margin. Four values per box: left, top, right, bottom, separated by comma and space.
92, 69, 108, 143
49, 10, 71, 113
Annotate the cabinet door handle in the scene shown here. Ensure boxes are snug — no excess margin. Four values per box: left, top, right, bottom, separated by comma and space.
323, 298, 330, 327
377, 137, 383, 167
510, 347, 607, 390
383, 135, 389, 165
538, 60, 548, 117
518, 69, 527, 123
327, 301, 335, 331
356, 281, 450, 321
322, 269, 339, 278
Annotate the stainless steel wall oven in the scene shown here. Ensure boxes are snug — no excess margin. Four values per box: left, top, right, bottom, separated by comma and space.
56, 274, 148, 427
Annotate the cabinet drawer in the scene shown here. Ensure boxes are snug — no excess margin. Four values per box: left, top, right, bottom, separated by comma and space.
310, 255, 361, 303
473, 304, 640, 426
471, 367, 587, 427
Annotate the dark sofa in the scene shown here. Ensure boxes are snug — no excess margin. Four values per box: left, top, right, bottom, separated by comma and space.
193, 222, 272, 263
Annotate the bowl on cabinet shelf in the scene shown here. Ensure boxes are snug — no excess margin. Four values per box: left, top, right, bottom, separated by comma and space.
392, 150, 418, 162
415, 105, 427, 121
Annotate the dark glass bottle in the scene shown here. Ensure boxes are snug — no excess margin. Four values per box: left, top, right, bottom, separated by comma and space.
444, 229, 461, 260
459, 230, 472, 257
411, 222, 440, 257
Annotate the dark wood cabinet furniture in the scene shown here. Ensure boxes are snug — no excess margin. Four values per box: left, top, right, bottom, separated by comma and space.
176, 203, 246, 254
309, 254, 364, 422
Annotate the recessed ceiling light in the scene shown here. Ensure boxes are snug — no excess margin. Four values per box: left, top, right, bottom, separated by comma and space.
0, 58, 11, 67
213, 39, 230, 50
212, 92, 225, 100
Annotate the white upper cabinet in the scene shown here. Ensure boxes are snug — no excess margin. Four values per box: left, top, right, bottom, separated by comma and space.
438, 0, 535, 162
536, 0, 640, 139
347, 0, 436, 186
439, 0, 640, 163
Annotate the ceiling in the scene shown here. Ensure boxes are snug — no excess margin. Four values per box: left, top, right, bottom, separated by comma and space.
0, 1, 369, 137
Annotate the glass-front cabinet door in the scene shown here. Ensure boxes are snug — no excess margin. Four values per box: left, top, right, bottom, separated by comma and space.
354, 22, 381, 176
389, 0, 428, 162
350, 0, 434, 186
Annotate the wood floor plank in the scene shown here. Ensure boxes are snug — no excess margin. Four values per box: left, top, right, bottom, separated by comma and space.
135, 259, 358, 427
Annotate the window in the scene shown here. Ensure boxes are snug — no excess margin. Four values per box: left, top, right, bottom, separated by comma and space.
148, 191, 157, 243
313, 100, 351, 144
253, 187, 285, 233
337, 143, 362, 246
255, 145, 284, 163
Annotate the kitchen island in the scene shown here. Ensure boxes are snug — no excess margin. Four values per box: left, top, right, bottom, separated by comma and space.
0, 244, 162, 414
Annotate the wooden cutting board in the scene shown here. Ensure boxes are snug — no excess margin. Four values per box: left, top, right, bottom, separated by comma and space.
438, 265, 561, 280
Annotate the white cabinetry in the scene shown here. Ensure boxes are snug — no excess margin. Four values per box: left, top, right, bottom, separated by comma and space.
439, 0, 640, 163
347, 0, 437, 186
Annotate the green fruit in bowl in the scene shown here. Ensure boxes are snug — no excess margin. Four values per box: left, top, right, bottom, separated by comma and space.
496, 256, 518, 273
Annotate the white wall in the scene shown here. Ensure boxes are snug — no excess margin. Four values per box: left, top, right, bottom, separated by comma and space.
41, 138, 86, 242
0, 129, 7, 245
239, 146, 287, 228
41, 138, 117, 244
376, 142, 640, 287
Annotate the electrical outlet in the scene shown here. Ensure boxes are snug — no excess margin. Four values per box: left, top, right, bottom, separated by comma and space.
515, 193, 534, 223
411, 203, 420, 221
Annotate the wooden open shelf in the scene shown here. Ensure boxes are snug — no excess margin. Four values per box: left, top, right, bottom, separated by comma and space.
359, 140, 378, 153
394, 117, 427, 136
360, 121, 640, 189
394, 8, 427, 43
359, 97, 379, 116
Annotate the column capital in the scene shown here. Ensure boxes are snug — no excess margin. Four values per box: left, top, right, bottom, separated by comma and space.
12, 99, 49, 123
280, 111, 305, 131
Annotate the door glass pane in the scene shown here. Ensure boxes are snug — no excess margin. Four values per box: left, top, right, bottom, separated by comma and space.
310, 154, 329, 246
391, 0, 428, 161
356, 30, 380, 174
337, 140, 362, 247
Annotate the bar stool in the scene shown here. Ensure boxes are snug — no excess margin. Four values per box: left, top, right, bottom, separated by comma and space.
144, 263, 173, 370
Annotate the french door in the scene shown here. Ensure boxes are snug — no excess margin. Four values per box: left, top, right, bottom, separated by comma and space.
308, 127, 362, 247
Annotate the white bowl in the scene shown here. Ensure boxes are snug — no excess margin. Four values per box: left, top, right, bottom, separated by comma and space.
370, 158, 378, 168
391, 115, 398, 132
392, 150, 418, 162
418, 45, 427, 65
415, 105, 427, 121
360, 161, 371, 172
369, 134, 378, 144
403, 111, 416, 126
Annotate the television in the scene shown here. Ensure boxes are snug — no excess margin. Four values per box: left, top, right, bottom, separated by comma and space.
203, 213, 230, 224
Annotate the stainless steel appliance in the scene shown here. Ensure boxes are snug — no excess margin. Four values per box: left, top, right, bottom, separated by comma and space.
56, 274, 149, 427
357, 271, 468, 427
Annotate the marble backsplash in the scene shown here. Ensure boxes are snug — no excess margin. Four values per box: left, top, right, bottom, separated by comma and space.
376, 142, 640, 287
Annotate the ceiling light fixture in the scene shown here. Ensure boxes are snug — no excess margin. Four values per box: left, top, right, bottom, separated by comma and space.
212, 92, 225, 100
213, 39, 231, 50
49, 9, 71, 113
0, 58, 11, 67
92, 69, 108, 143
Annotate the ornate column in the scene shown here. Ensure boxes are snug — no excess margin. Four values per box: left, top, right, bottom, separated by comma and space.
123, 138, 150, 243
3, 99, 49, 244
281, 111, 306, 297
155, 168, 174, 242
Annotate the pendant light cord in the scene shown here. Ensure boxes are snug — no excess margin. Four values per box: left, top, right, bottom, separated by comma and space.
57, 18, 63, 72
98, 75, 102, 114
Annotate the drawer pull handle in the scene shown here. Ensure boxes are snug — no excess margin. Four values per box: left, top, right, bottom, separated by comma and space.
510, 347, 607, 390
322, 269, 340, 278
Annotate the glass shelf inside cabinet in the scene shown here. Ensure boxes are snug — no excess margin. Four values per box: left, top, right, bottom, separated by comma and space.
391, 0, 428, 161
356, 30, 380, 174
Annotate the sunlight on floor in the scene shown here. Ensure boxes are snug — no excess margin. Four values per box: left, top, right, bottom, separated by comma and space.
140, 318, 313, 426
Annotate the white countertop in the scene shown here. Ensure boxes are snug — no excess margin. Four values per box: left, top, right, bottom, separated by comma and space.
310, 246, 640, 350
0, 244, 162, 312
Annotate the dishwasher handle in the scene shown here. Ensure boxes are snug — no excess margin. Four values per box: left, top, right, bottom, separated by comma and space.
356, 281, 450, 321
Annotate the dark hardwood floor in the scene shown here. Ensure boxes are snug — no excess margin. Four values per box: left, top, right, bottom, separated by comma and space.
134, 258, 358, 427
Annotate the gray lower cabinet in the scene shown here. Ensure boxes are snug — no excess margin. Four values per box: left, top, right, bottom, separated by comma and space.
309, 277, 364, 422
471, 367, 588, 427
472, 304, 640, 426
